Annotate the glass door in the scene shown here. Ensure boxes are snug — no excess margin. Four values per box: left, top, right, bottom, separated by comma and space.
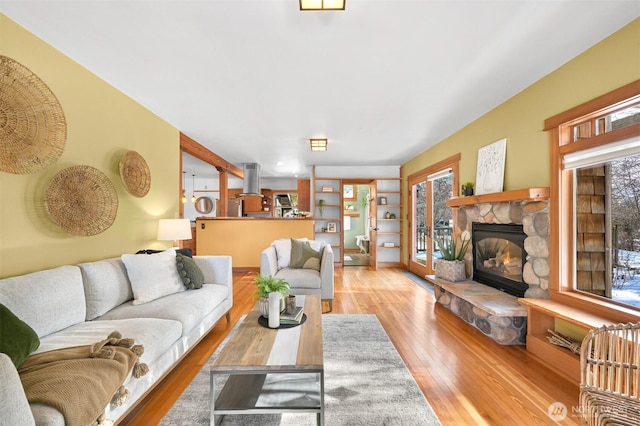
408, 161, 457, 277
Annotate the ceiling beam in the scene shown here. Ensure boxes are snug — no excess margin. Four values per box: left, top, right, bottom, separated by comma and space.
180, 133, 243, 179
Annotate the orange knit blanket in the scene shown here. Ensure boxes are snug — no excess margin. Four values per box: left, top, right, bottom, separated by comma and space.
18, 331, 148, 426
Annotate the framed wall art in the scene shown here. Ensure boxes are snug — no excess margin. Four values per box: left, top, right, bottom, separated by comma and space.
343, 184, 355, 201
475, 138, 506, 195
327, 222, 337, 233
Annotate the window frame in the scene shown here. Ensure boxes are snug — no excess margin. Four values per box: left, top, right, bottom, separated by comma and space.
545, 80, 640, 318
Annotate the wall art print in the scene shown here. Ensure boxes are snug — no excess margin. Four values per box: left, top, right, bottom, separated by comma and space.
475, 138, 506, 195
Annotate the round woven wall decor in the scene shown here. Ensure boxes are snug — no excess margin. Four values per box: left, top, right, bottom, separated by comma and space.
0, 55, 67, 174
119, 150, 151, 197
44, 165, 118, 236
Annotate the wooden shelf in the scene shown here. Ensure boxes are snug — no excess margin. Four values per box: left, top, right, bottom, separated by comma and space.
447, 187, 549, 208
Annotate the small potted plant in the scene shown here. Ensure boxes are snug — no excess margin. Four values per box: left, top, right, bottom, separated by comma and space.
434, 231, 471, 282
317, 199, 325, 217
254, 274, 290, 318
462, 182, 474, 196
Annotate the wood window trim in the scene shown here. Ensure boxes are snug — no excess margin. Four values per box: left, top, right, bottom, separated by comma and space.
546, 80, 640, 321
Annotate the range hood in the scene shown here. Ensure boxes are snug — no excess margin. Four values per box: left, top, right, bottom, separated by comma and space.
239, 163, 263, 197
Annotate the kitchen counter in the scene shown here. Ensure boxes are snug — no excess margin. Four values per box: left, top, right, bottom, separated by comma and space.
196, 217, 315, 268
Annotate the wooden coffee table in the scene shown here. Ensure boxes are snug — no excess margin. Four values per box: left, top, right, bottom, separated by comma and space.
210, 295, 324, 425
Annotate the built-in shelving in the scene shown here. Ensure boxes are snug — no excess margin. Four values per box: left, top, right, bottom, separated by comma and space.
313, 178, 343, 264
374, 178, 402, 266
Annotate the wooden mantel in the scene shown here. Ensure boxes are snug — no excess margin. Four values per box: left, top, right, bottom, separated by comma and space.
446, 187, 549, 208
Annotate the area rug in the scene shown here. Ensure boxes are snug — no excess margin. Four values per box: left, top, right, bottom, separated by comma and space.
161, 314, 440, 425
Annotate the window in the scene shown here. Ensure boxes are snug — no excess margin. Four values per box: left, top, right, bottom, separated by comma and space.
546, 81, 640, 311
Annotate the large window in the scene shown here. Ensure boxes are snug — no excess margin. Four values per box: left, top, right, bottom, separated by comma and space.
547, 81, 640, 311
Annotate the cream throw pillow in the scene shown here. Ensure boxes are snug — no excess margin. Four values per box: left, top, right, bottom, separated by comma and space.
121, 248, 184, 305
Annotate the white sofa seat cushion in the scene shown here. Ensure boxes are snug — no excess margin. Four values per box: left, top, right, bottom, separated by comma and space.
275, 268, 321, 289
0, 266, 86, 338
97, 284, 229, 336
78, 258, 133, 320
34, 318, 182, 367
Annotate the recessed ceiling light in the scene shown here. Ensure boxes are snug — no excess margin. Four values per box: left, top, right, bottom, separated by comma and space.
310, 138, 328, 152
300, 0, 345, 11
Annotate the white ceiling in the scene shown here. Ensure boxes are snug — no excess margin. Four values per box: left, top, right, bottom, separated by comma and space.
2, 1, 638, 178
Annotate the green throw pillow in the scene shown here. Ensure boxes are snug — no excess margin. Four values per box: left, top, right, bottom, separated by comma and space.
0, 303, 40, 367
290, 238, 321, 271
176, 253, 205, 289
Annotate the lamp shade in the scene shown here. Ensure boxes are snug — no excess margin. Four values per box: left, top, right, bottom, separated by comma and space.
157, 219, 192, 241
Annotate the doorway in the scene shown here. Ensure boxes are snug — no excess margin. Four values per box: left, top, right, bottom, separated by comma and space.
343, 181, 372, 266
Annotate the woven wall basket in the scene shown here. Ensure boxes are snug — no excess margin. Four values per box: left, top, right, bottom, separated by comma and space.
0, 55, 67, 174
44, 165, 118, 236
119, 150, 151, 197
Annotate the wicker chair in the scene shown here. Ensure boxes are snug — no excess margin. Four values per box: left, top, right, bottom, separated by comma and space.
580, 323, 640, 425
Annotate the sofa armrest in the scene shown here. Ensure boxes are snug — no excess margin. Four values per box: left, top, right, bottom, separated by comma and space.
320, 245, 334, 300
260, 246, 278, 277
193, 256, 233, 288
0, 353, 35, 425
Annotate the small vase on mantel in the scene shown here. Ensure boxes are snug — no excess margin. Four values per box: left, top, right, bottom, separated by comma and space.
435, 259, 467, 282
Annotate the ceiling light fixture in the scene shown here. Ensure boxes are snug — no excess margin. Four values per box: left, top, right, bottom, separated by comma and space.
181, 171, 187, 204
191, 174, 197, 203
310, 138, 328, 152
300, 0, 345, 11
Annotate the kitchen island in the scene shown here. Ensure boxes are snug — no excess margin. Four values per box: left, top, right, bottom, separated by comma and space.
196, 217, 314, 268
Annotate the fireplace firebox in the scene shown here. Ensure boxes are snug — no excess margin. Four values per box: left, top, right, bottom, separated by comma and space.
471, 223, 528, 297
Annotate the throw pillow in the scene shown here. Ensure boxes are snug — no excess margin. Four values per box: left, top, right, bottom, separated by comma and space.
121, 248, 185, 305
289, 238, 322, 271
176, 253, 205, 289
0, 303, 40, 367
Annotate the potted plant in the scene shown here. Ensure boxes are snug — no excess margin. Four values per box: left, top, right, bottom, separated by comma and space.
317, 199, 325, 217
254, 274, 290, 318
462, 182, 474, 196
434, 231, 471, 282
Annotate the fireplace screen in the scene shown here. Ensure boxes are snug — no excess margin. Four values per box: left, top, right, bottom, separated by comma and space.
472, 223, 528, 297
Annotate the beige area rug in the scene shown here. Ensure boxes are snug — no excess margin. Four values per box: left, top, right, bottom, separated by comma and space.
161, 314, 441, 425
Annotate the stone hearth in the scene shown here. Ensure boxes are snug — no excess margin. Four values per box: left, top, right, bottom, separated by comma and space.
428, 277, 527, 345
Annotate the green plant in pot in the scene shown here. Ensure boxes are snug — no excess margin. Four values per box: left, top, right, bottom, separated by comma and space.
462, 182, 474, 196
254, 274, 290, 318
435, 230, 471, 282
317, 199, 325, 217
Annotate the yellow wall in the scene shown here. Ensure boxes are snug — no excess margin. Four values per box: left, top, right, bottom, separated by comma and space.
0, 15, 180, 277
401, 18, 640, 264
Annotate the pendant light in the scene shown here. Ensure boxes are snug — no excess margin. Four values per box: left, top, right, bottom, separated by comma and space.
181, 171, 187, 204
191, 174, 197, 203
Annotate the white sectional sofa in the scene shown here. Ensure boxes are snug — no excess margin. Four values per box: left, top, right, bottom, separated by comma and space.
0, 250, 233, 425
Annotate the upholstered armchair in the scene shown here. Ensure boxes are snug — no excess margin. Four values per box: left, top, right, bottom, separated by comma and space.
260, 238, 334, 311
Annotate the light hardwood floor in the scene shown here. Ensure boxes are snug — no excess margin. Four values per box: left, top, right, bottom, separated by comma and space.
121, 267, 580, 425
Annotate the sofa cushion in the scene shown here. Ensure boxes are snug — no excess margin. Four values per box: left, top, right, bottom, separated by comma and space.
290, 238, 322, 271
121, 249, 184, 305
78, 258, 133, 320
35, 318, 182, 367
275, 268, 322, 289
176, 253, 204, 289
0, 303, 40, 367
0, 265, 86, 338
98, 284, 229, 336
0, 353, 35, 425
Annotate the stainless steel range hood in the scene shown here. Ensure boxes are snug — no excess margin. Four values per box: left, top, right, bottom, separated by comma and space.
239, 163, 263, 197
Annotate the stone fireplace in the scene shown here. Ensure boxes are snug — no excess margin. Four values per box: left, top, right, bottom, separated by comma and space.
428, 188, 551, 345
457, 197, 551, 299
